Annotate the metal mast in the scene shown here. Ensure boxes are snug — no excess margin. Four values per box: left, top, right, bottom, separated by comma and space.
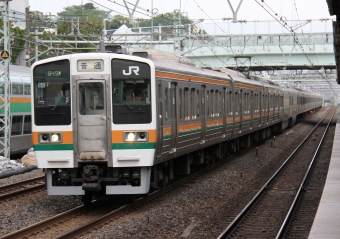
226, 0, 244, 23
0, 0, 12, 158
122, 0, 140, 28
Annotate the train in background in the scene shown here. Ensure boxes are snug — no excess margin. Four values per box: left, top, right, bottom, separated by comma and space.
0, 64, 32, 155
30, 49, 322, 203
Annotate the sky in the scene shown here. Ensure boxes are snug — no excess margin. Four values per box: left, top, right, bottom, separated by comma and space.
28, 0, 333, 22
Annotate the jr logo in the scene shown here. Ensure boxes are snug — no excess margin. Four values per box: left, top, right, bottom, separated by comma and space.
123, 66, 139, 75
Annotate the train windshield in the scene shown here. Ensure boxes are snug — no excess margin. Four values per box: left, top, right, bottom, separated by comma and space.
33, 60, 71, 125
111, 59, 152, 124
112, 80, 151, 104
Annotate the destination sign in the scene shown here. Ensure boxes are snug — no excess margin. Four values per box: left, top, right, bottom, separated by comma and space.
77, 59, 104, 72
45, 70, 61, 77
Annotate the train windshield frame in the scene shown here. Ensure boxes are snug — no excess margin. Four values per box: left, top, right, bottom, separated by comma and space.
33, 59, 71, 126
111, 59, 152, 124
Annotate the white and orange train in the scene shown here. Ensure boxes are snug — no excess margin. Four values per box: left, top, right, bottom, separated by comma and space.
30, 49, 323, 203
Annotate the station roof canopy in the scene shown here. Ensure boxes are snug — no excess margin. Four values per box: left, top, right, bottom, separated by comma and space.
327, 0, 340, 15
326, 0, 340, 83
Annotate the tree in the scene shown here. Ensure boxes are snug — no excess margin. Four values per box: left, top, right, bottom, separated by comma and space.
0, 14, 26, 64
83, 3, 96, 10
10, 26, 26, 64
138, 12, 194, 28
56, 4, 110, 35
106, 15, 131, 30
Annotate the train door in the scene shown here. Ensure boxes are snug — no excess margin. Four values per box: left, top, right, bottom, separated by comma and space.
200, 85, 206, 144
170, 82, 177, 153
75, 80, 110, 161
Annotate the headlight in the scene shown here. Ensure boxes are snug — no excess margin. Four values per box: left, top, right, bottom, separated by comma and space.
127, 132, 135, 141
38, 132, 62, 143
51, 134, 59, 142
124, 131, 148, 142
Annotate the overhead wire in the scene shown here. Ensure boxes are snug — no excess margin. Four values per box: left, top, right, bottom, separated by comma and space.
254, 0, 336, 95
89, 0, 131, 18
192, 0, 227, 35
107, 0, 153, 18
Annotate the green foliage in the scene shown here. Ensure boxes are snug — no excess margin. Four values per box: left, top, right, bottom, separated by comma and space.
83, 3, 96, 10
106, 15, 132, 30
57, 4, 110, 35
138, 12, 194, 28
10, 26, 26, 64
0, 12, 26, 64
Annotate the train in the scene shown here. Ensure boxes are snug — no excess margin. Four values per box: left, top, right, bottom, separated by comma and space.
30, 49, 323, 203
0, 64, 32, 155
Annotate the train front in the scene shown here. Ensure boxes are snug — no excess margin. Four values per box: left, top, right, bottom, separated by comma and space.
31, 53, 156, 199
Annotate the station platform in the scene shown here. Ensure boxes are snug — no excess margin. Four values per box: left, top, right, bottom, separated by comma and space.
308, 109, 340, 239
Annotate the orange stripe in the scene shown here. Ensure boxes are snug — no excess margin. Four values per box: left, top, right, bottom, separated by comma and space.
112, 130, 156, 143
156, 71, 230, 86
207, 118, 223, 127
32, 131, 73, 144
163, 126, 171, 136
178, 122, 201, 133
0, 97, 31, 103
234, 84, 262, 91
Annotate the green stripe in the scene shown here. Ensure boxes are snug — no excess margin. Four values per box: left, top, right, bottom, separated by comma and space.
178, 129, 201, 137
163, 135, 171, 140
34, 144, 73, 151
112, 142, 156, 149
207, 125, 223, 131
0, 102, 31, 114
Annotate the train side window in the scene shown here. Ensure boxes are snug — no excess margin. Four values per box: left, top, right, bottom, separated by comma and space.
11, 115, 23, 135
211, 90, 214, 117
23, 115, 32, 134
191, 88, 196, 119
165, 87, 169, 121
235, 92, 239, 115
197, 89, 200, 118
184, 87, 189, 120
220, 91, 223, 116
179, 88, 183, 120
217, 90, 221, 116
22, 77, 31, 95
206, 91, 210, 117
244, 92, 247, 113
11, 75, 23, 95
229, 91, 232, 115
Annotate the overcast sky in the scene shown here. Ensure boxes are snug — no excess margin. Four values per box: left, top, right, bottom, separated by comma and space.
29, 0, 333, 22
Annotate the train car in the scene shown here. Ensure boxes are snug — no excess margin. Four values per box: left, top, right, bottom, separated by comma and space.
0, 64, 32, 155
30, 50, 322, 202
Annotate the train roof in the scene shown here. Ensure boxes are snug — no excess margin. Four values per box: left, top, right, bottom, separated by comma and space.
131, 49, 265, 86
0, 64, 30, 76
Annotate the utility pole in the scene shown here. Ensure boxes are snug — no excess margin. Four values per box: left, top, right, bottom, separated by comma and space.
227, 0, 244, 23
122, 0, 140, 28
25, 7, 31, 66
0, 0, 12, 158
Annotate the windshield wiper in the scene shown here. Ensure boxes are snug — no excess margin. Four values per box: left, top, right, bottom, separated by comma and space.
125, 104, 133, 110
52, 98, 62, 111
52, 104, 59, 111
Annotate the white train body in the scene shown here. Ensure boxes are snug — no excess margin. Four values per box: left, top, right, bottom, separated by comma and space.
31, 50, 323, 197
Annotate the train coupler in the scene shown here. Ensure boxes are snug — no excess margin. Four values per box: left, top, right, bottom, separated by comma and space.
82, 165, 101, 191
82, 182, 101, 191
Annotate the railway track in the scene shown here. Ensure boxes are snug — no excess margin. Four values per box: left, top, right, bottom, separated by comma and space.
217, 107, 335, 239
1, 146, 254, 239
0, 176, 45, 202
